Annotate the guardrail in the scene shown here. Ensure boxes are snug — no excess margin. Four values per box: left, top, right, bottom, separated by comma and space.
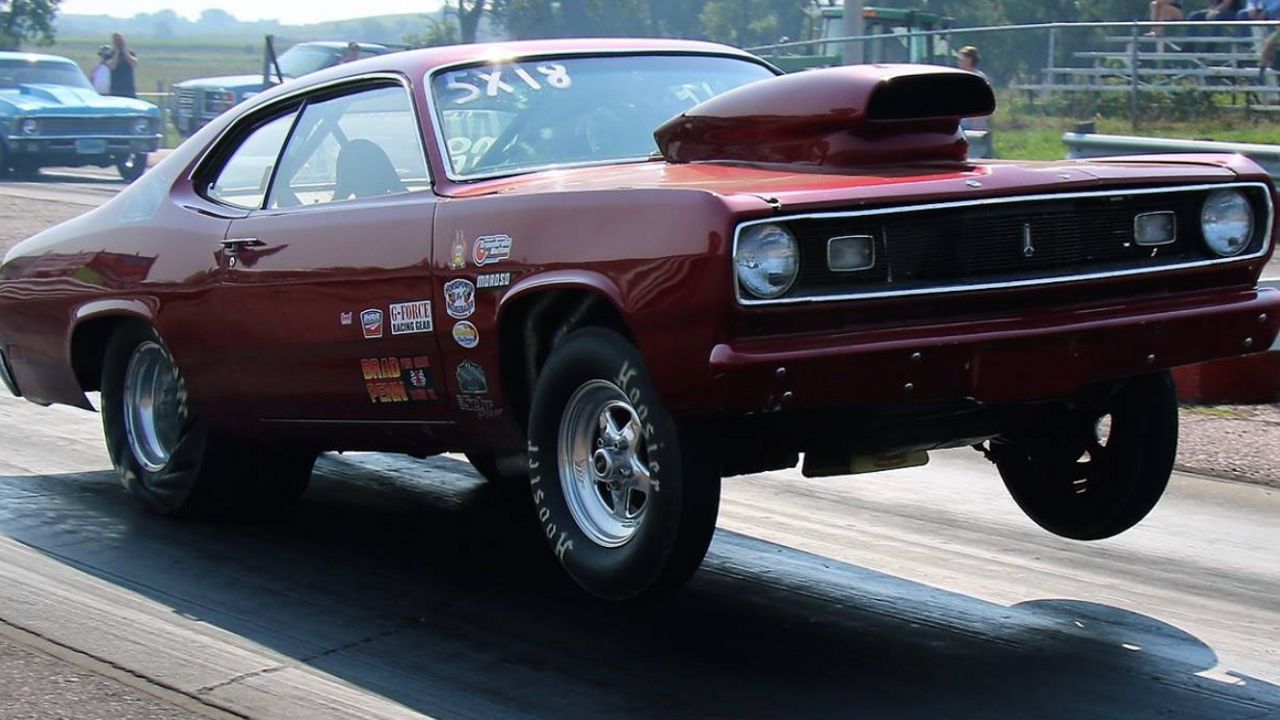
1062, 131, 1280, 180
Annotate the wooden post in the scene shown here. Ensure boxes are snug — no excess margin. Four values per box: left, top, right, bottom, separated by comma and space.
1130, 23, 1140, 131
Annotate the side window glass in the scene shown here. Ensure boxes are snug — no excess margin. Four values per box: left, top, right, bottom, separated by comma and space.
268, 85, 429, 210
207, 111, 297, 210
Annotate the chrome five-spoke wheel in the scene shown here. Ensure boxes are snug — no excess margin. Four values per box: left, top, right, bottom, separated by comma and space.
122, 340, 183, 472
558, 380, 655, 547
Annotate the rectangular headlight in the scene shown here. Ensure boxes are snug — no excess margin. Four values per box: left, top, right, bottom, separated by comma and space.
1134, 211, 1176, 246
827, 235, 876, 272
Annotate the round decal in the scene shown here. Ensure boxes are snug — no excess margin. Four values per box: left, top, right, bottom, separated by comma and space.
452, 321, 479, 349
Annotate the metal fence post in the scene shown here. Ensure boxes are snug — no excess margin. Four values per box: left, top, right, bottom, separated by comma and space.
1130, 23, 1140, 130
1046, 26, 1057, 88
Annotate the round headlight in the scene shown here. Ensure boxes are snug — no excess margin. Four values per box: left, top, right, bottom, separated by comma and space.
132, 117, 150, 134
736, 223, 799, 299
19, 118, 37, 136
1201, 189, 1254, 257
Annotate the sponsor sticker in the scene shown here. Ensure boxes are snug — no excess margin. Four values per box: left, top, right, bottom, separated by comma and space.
444, 278, 476, 319
449, 231, 467, 270
458, 395, 502, 420
472, 234, 513, 267
361, 308, 384, 339
340, 311, 353, 326
476, 272, 511, 290
456, 359, 489, 394
390, 300, 434, 335
361, 355, 437, 403
452, 321, 479, 349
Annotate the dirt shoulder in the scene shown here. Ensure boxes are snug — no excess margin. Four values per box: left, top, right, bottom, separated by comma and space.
1, 191, 1278, 488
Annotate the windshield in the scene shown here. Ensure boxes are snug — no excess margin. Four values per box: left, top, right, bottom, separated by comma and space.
276, 46, 341, 78
430, 54, 775, 179
0, 59, 93, 90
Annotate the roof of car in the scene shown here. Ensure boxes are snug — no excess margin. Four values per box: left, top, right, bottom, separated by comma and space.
0, 51, 76, 64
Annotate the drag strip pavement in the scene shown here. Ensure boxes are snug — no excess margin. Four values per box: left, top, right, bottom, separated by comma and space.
0, 394, 1277, 719
0, 169, 125, 207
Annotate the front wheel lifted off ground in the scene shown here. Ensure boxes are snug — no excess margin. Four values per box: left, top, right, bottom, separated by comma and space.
100, 322, 314, 517
526, 328, 721, 601
992, 371, 1178, 541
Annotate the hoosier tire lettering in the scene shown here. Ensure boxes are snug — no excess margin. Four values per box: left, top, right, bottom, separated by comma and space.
525, 328, 719, 600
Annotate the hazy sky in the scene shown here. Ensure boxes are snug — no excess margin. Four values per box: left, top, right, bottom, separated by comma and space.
58, 1, 444, 25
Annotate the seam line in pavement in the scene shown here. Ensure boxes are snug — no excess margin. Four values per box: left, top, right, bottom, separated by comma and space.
195, 665, 287, 695
0, 614, 248, 720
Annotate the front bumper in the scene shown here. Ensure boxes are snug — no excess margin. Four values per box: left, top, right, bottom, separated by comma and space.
709, 287, 1280, 413
5, 135, 161, 159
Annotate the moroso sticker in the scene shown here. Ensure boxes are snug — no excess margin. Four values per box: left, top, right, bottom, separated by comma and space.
449, 231, 467, 270
458, 395, 502, 420
472, 234, 513, 267
390, 300, 434, 335
455, 359, 488, 394
362, 355, 437, 403
444, 278, 476, 319
452, 321, 479, 348
361, 308, 384, 339
476, 272, 511, 290
340, 311, 353, 326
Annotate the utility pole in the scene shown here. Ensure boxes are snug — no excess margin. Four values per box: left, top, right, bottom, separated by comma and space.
842, 0, 864, 65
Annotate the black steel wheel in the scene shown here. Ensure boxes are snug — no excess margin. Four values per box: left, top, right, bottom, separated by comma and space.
526, 328, 720, 601
116, 152, 148, 182
992, 372, 1178, 541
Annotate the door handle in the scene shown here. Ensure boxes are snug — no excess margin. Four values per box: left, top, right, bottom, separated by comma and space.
221, 237, 265, 254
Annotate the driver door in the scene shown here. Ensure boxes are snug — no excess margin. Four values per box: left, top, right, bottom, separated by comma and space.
205, 80, 448, 425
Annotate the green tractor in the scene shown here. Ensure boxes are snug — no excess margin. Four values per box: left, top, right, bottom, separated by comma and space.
765, 2, 952, 73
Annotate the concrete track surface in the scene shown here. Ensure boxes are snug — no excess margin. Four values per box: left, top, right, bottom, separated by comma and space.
0, 392, 1277, 720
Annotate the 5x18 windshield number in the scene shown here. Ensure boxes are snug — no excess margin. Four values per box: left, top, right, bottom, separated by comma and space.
446, 64, 573, 105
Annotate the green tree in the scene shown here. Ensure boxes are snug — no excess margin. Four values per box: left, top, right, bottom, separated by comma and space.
699, 0, 806, 47
0, 0, 61, 49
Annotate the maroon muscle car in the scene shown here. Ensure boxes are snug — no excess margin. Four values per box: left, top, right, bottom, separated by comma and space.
1, 39, 1276, 600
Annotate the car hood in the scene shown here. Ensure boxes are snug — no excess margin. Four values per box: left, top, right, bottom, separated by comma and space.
446, 155, 1247, 214
173, 75, 270, 92
0, 85, 158, 115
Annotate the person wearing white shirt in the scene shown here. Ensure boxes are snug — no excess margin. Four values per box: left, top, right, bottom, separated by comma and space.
90, 45, 112, 94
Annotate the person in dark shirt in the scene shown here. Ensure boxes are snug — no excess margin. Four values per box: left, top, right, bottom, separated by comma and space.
105, 32, 138, 98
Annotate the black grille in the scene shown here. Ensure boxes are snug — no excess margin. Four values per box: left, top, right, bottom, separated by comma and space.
781, 185, 1269, 300
37, 116, 141, 135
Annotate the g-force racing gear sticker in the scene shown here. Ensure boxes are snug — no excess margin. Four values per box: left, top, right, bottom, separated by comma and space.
390, 300, 434, 335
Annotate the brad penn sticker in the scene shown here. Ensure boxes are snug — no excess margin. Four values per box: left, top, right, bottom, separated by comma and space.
444, 278, 476, 319
452, 321, 479, 348
472, 234, 513, 266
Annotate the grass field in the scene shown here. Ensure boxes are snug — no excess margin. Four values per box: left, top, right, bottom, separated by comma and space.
47, 37, 266, 94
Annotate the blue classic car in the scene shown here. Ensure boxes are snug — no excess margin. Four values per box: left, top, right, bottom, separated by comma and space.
170, 41, 392, 136
0, 51, 162, 182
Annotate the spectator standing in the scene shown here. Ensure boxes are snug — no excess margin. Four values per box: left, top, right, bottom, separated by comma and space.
105, 32, 138, 98
957, 46, 989, 132
341, 42, 361, 64
90, 45, 112, 94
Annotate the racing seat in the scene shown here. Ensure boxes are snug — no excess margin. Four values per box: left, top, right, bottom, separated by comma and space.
332, 138, 405, 201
